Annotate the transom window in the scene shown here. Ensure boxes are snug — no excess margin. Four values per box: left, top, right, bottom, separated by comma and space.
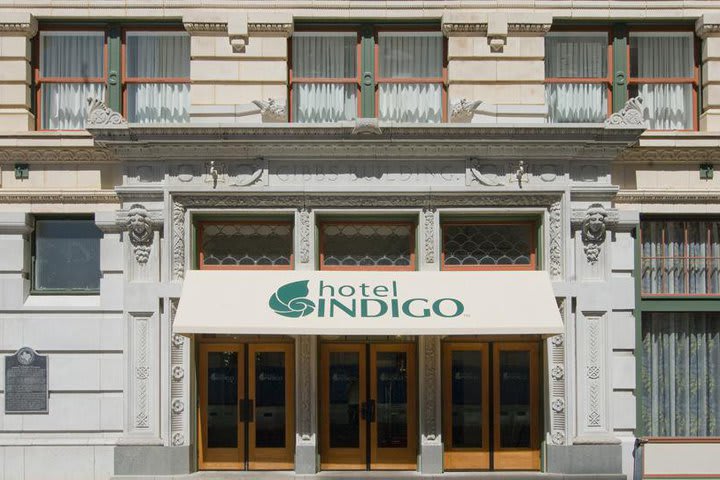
198, 221, 294, 270
36, 26, 190, 130
319, 222, 416, 270
641, 219, 720, 296
290, 27, 445, 123
441, 222, 537, 271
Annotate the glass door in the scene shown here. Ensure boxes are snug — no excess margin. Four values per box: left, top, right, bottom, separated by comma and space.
442, 343, 490, 470
247, 343, 295, 470
370, 343, 417, 470
198, 344, 245, 470
492, 342, 540, 470
320, 344, 366, 470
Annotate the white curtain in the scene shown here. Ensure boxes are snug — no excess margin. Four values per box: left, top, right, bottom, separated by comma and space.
40, 32, 104, 129
379, 84, 442, 123
642, 313, 720, 437
125, 33, 190, 123
292, 33, 357, 123
545, 34, 608, 123
632, 33, 694, 129
378, 32, 443, 123
42, 83, 106, 130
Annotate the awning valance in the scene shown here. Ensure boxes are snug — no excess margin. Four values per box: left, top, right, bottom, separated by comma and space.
173, 270, 563, 336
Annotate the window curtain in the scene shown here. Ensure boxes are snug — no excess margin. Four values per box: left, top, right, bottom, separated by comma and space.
545, 34, 607, 123
40, 32, 104, 129
378, 33, 443, 123
632, 34, 694, 129
642, 313, 720, 437
292, 33, 357, 123
125, 33, 190, 123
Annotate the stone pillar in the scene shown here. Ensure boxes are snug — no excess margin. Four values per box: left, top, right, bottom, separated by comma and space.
419, 335, 442, 474
443, 12, 551, 123
0, 13, 36, 131
697, 15, 720, 132
295, 335, 318, 473
0, 212, 32, 308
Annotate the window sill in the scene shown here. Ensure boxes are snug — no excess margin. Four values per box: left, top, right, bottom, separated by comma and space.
642, 437, 720, 444
24, 294, 101, 309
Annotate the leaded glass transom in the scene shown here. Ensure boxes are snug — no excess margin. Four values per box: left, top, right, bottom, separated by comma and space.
321, 223, 414, 269
442, 224, 534, 268
200, 222, 293, 268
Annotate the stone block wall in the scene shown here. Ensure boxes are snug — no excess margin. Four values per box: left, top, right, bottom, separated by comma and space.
0, 13, 35, 132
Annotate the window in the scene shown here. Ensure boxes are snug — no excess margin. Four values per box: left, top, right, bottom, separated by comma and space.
33, 218, 102, 292
545, 27, 698, 130
197, 221, 294, 269
291, 27, 445, 123
319, 222, 416, 270
640, 219, 720, 295
641, 312, 720, 437
36, 26, 190, 129
545, 31, 611, 123
441, 222, 537, 271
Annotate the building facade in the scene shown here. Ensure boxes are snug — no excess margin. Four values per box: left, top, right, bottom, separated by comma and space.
0, 2, 719, 479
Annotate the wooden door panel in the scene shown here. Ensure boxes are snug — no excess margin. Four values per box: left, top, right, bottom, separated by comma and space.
198, 343, 245, 470
247, 343, 295, 470
442, 342, 490, 470
319, 343, 366, 470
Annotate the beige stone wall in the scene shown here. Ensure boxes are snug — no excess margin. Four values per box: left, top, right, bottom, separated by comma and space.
0, 13, 35, 132
699, 15, 720, 131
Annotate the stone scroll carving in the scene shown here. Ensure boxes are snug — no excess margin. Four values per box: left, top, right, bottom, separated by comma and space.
423, 208, 436, 264
297, 208, 311, 264
85, 97, 128, 128
127, 204, 153, 264
450, 98, 482, 123
549, 200, 562, 279
252, 98, 287, 123
605, 96, 646, 128
581, 203, 607, 264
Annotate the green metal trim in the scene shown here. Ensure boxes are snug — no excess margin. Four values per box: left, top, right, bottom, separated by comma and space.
612, 24, 629, 112
107, 25, 122, 113
639, 298, 720, 312
295, 20, 440, 27
360, 25, 375, 118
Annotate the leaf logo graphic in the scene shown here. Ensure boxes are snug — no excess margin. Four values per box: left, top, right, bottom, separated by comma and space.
269, 280, 316, 318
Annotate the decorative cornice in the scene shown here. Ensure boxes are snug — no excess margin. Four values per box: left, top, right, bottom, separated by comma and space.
0, 19, 38, 38
0, 147, 115, 163
442, 22, 488, 37
0, 191, 119, 204
696, 23, 720, 39
248, 22, 294, 37
605, 97, 647, 128
615, 190, 720, 204
616, 147, 720, 163
86, 98, 128, 129
351, 118, 382, 135
507, 23, 552, 34
183, 22, 227, 35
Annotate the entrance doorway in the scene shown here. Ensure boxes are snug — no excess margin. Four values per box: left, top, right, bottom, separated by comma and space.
442, 341, 540, 471
198, 342, 294, 470
319, 343, 417, 470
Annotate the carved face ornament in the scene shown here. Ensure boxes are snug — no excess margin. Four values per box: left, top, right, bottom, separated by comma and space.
583, 204, 607, 243
127, 205, 152, 244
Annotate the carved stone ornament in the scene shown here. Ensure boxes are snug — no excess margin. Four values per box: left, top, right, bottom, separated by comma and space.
551, 365, 564, 381
172, 432, 185, 446
351, 118, 382, 135
171, 333, 185, 348
248, 23, 294, 37
423, 208, 436, 264
450, 98, 482, 123
442, 22, 488, 36
551, 431, 566, 445
127, 204, 153, 264
552, 398, 565, 413
468, 159, 505, 187
551, 334, 564, 347
172, 366, 185, 381
581, 203, 608, 264
85, 97, 128, 128
172, 399, 185, 414
252, 98, 287, 122
0, 19, 38, 37
605, 96, 647, 128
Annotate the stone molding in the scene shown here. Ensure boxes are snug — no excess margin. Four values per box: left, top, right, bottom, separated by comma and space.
297, 208, 311, 264
423, 208, 436, 264
0, 191, 119, 204
507, 23, 552, 34
0, 148, 114, 163
615, 190, 720, 204
249, 22, 294, 37
442, 22, 488, 37
617, 147, 720, 163
696, 15, 720, 38
0, 14, 37, 37
182, 22, 227, 35
170, 299, 189, 447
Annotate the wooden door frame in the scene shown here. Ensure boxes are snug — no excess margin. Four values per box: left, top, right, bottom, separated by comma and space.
319, 343, 367, 470
198, 343, 245, 470
369, 343, 418, 470
491, 342, 541, 471
247, 343, 295, 470
442, 342, 491, 471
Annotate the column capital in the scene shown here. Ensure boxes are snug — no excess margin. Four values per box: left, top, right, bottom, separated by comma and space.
696, 14, 720, 39
0, 12, 37, 38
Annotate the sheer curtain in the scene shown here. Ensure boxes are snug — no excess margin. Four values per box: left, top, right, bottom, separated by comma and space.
40, 32, 105, 129
292, 33, 357, 123
632, 33, 694, 130
378, 32, 443, 123
545, 33, 608, 123
642, 313, 720, 437
126, 32, 190, 123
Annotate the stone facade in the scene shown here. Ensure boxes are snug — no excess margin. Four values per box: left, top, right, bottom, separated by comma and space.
0, 2, 719, 479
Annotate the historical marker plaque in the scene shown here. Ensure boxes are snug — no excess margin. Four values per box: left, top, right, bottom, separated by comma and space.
5, 347, 48, 414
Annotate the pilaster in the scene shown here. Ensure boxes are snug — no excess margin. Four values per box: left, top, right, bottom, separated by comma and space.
419, 335, 442, 474
697, 14, 720, 132
295, 335, 318, 474
0, 12, 36, 131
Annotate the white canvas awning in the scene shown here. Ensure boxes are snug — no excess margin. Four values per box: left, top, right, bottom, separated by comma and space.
173, 270, 563, 336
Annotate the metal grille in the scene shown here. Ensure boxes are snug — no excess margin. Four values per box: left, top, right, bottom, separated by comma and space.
200, 223, 292, 267
321, 223, 413, 268
443, 224, 533, 267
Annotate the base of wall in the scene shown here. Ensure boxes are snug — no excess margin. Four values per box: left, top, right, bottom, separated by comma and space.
420, 442, 443, 474
114, 445, 191, 476
112, 473, 626, 480
545, 444, 623, 474
294, 443, 317, 474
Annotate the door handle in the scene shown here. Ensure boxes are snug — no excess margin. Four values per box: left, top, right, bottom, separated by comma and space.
367, 399, 376, 423
247, 399, 254, 423
360, 401, 368, 420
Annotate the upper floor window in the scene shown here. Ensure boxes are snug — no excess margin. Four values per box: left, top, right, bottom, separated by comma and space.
545, 28, 697, 130
33, 218, 102, 292
641, 219, 720, 295
441, 221, 537, 271
36, 27, 190, 130
290, 27, 445, 123
319, 221, 416, 270
197, 221, 294, 270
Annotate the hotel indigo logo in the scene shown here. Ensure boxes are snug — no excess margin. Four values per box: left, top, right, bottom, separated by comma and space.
269, 280, 465, 319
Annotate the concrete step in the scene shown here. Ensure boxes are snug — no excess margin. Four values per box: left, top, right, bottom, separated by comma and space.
113, 472, 626, 480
